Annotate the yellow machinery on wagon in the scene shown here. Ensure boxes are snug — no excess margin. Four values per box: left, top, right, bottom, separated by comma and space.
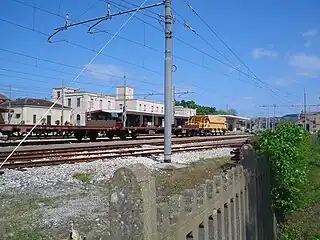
186, 115, 227, 135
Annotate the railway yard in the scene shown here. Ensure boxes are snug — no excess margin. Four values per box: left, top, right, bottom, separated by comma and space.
0, 131, 249, 237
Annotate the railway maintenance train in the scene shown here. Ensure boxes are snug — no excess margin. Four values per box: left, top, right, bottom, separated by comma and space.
0, 115, 227, 142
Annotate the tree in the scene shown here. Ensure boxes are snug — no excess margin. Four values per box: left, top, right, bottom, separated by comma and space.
175, 99, 235, 115
226, 108, 238, 116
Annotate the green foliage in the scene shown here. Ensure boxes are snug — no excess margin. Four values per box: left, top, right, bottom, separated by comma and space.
278, 145, 320, 239
175, 100, 232, 115
258, 122, 311, 220
72, 172, 93, 184
226, 108, 238, 116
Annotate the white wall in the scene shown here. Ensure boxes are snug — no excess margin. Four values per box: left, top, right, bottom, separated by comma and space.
116, 86, 134, 100
8, 106, 71, 125
115, 99, 164, 115
175, 106, 197, 117
52, 88, 116, 126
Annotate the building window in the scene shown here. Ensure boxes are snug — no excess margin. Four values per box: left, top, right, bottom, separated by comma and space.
108, 100, 111, 109
33, 114, 36, 124
144, 105, 146, 111
119, 104, 123, 110
57, 91, 61, 98
156, 106, 159, 112
151, 105, 154, 112
90, 98, 93, 109
76, 114, 81, 125
67, 98, 71, 107
139, 104, 142, 110
47, 115, 51, 125
161, 107, 164, 113
16, 113, 21, 119
99, 99, 103, 109
77, 98, 81, 107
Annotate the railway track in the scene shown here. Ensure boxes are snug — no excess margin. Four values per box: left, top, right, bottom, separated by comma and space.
0, 135, 249, 169
0, 134, 165, 147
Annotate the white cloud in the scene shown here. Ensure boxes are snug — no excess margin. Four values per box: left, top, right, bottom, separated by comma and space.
304, 40, 312, 48
273, 77, 295, 87
302, 28, 318, 37
288, 53, 320, 78
84, 64, 125, 81
252, 48, 278, 59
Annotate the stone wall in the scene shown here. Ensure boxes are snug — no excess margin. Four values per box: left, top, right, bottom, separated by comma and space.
105, 144, 276, 240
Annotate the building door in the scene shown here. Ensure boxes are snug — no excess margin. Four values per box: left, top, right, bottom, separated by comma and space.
47, 115, 51, 125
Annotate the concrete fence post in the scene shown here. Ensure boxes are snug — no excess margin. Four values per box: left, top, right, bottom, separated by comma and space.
108, 164, 157, 240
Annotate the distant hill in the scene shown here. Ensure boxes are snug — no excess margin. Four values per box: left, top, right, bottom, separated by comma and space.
280, 114, 299, 122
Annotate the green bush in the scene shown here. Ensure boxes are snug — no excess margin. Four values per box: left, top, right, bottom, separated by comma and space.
257, 122, 311, 220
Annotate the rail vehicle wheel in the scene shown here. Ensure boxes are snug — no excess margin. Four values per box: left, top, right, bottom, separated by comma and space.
118, 132, 127, 140
74, 130, 85, 142
106, 131, 114, 140
131, 132, 138, 140
88, 131, 98, 142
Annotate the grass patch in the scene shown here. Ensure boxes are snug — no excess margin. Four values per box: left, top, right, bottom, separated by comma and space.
0, 196, 49, 239
155, 157, 232, 199
72, 172, 93, 184
280, 144, 320, 239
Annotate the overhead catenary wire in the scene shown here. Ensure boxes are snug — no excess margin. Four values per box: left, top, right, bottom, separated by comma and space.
181, 0, 287, 97
0, 53, 161, 87
171, 7, 236, 68
5, 0, 299, 101
5, 1, 250, 88
0, 0, 148, 169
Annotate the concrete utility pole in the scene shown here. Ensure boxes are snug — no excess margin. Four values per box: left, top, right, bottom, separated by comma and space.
172, 86, 175, 126
123, 73, 127, 127
61, 80, 64, 125
304, 88, 307, 130
164, 0, 173, 163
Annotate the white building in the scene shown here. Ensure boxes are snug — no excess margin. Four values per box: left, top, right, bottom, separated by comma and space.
115, 86, 197, 126
51, 86, 197, 127
52, 87, 117, 125
4, 98, 71, 125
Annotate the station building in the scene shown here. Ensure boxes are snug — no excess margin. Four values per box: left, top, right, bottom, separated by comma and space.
51, 86, 196, 126
296, 111, 320, 133
1, 98, 71, 125
214, 114, 250, 131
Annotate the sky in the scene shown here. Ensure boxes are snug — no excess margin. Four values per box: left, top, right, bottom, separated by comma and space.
0, 0, 319, 117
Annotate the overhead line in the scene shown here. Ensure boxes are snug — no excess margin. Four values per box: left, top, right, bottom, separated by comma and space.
182, 0, 283, 96
0, 0, 149, 168
171, 7, 235, 67
3, 2, 163, 76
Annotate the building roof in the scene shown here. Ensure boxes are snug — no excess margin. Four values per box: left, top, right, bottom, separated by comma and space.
0, 93, 8, 100
213, 114, 250, 121
5, 98, 70, 109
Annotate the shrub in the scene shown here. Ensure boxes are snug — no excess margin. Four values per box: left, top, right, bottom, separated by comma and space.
257, 122, 311, 220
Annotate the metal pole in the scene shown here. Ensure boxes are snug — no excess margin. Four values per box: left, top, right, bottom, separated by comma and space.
304, 88, 307, 130
152, 100, 155, 126
123, 73, 127, 127
267, 105, 270, 129
273, 104, 276, 131
164, 0, 173, 163
61, 80, 64, 125
8, 85, 11, 124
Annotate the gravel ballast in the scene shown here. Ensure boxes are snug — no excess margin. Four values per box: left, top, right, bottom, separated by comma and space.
0, 148, 233, 239
0, 148, 232, 193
